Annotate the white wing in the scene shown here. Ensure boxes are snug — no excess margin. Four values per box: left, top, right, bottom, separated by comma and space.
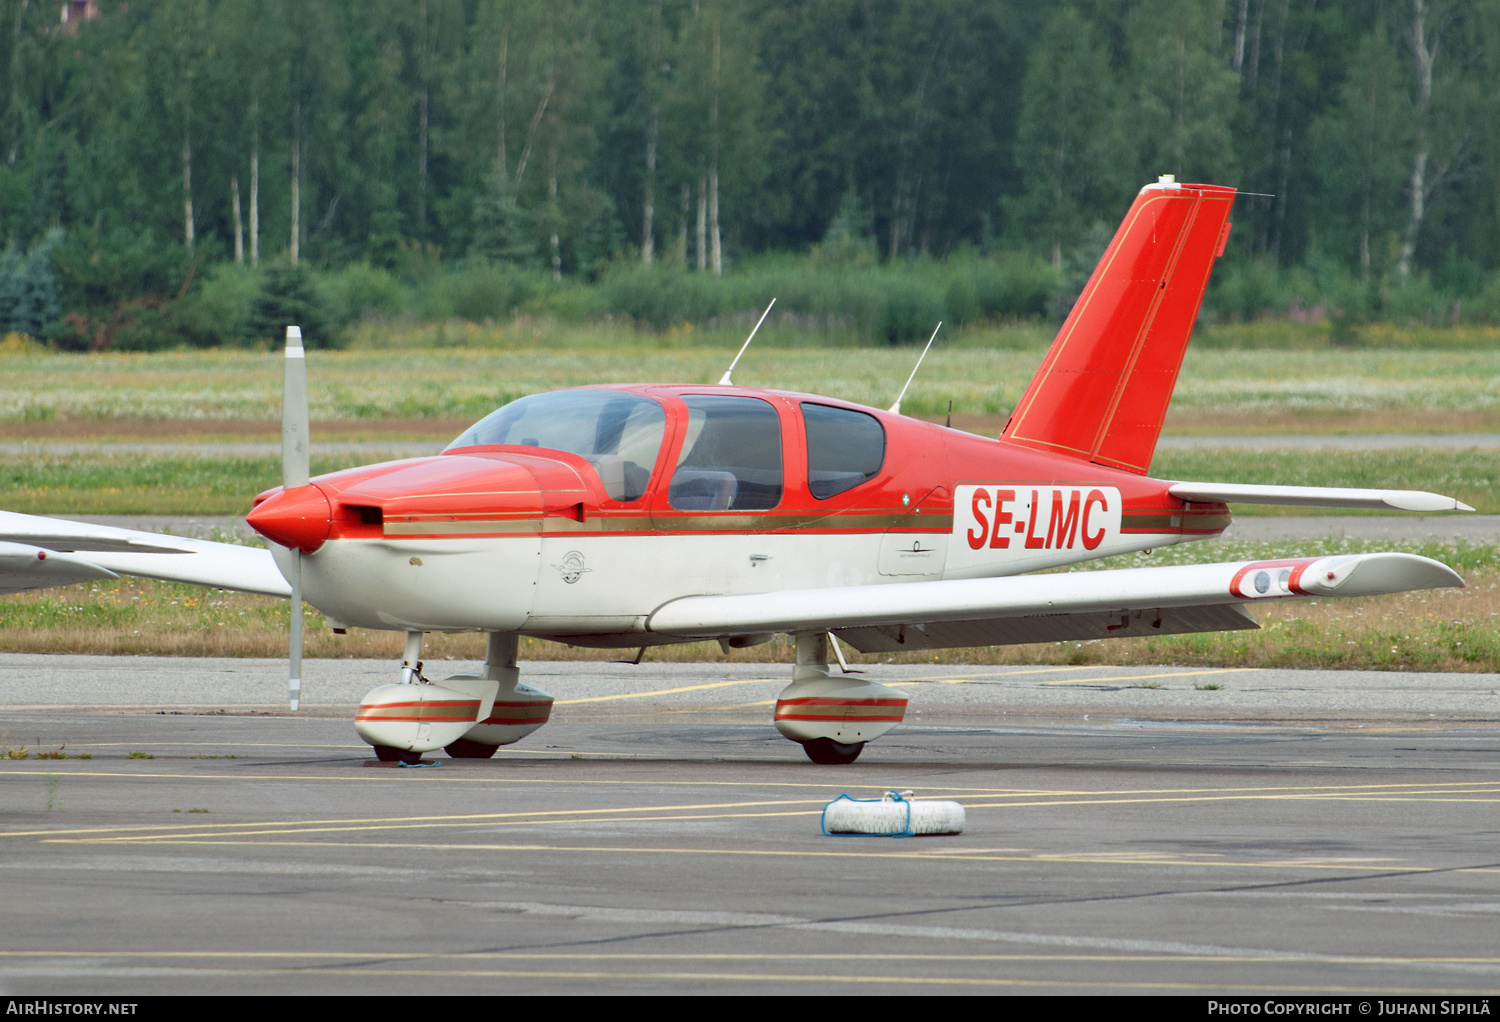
0, 511, 290, 598
1169, 481, 1472, 512
0, 541, 119, 595
648, 553, 1462, 653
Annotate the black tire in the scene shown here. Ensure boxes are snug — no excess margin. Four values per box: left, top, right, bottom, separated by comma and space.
802, 738, 865, 765
372, 745, 423, 764
445, 738, 501, 759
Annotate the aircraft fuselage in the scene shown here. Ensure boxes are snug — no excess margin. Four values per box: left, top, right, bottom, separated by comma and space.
248, 383, 1229, 644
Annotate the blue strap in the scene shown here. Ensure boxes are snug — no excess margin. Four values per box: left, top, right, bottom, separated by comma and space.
820, 791, 914, 838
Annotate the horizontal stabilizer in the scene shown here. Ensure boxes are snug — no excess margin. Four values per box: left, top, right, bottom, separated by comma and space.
1168, 482, 1473, 512
648, 553, 1462, 653
0, 510, 291, 598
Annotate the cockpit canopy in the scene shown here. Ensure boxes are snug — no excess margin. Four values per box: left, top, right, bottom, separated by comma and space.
447, 387, 888, 510
446, 390, 666, 502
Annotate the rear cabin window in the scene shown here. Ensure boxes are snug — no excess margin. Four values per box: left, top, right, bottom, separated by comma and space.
802, 403, 885, 499
445, 390, 665, 502
668, 395, 783, 511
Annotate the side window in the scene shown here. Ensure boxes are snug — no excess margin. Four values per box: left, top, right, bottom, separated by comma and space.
802, 403, 885, 499
669, 396, 783, 511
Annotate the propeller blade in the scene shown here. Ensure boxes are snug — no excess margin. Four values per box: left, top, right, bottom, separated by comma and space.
282, 325, 309, 710
289, 551, 302, 711
283, 326, 310, 490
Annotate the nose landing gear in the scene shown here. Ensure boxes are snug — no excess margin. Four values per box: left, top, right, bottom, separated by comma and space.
355, 632, 554, 761
441, 633, 554, 758
372, 744, 426, 765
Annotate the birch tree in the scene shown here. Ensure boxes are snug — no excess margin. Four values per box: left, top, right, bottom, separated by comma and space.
1010, 7, 1120, 268
1124, 0, 1238, 187
1393, 0, 1487, 279
1309, 29, 1411, 277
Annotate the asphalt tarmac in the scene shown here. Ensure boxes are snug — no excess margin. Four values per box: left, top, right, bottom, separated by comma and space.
1, 656, 1498, 995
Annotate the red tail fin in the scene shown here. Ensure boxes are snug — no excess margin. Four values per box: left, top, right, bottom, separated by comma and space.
1002, 180, 1235, 474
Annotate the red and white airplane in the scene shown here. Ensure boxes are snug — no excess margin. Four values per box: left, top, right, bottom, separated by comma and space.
0, 178, 1470, 764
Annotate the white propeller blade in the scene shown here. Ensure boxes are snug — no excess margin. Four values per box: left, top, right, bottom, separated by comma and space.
282, 326, 309, 711
283, 326, 310, 489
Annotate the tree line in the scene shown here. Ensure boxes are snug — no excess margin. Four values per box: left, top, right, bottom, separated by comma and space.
3, 0, 1499, 345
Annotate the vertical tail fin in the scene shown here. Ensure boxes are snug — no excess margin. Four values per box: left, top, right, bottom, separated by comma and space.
1002, 179, 1235, 474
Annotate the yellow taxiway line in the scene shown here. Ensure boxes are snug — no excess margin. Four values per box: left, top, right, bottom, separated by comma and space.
6, 779, 1499, 842
2, 950, 1499, 967
35, 783, 1500, 845
0, 961, 1488, 992
555, 678, 781, 705
35, 835, 1500, 877
1040, 668, 1251, 685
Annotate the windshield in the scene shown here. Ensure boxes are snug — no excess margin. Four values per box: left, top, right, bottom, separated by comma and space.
446, 390, 666, 502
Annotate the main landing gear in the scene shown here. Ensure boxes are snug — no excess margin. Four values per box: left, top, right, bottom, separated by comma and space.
372, 744, 425, 765
355, 631, 905, 766
801, 737, 866, 765
355, 632, 554, 761
773, 633, 909, 765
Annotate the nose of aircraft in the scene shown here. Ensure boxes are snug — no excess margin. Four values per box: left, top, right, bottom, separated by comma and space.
247, 483, 333, 553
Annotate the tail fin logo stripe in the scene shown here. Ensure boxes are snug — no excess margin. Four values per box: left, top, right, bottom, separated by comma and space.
1005, 197, 1171, 443
1087, 197, 1202, 463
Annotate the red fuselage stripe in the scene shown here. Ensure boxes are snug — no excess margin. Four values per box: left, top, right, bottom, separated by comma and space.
776, 698, 908, 707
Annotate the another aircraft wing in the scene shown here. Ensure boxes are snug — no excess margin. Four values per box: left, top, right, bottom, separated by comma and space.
0, 510, 291, 598
1168, 481, 1473, 512
0, 541, 120, 595
647, 553, 1462, 653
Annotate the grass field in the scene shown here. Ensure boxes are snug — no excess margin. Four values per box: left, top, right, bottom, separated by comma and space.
3, 331, 1496, 667
1, 537, 1492, 671
6, 335, 1500, 427
1147, 448, 1500, 515
0, 452, 415, 515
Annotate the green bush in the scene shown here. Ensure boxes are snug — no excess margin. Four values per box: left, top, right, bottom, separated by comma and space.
51, 226, 192, 318
0, 231, 61, 339
987, 252, 1056, 319
245, 263, 337, 348
944, 253, 1056, 324
592, 263, 729, 327
437, 262, 543, 322
1382, 272, 1454, 324
944, 271, 979, 325
873, 275, 946, 344
317, 262, 404, 325
45, 227, 220, 352
187, 263, 261, 345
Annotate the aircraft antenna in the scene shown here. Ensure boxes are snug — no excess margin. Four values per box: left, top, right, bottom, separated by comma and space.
718, 298, 776, 386
888, 321, 941, 414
